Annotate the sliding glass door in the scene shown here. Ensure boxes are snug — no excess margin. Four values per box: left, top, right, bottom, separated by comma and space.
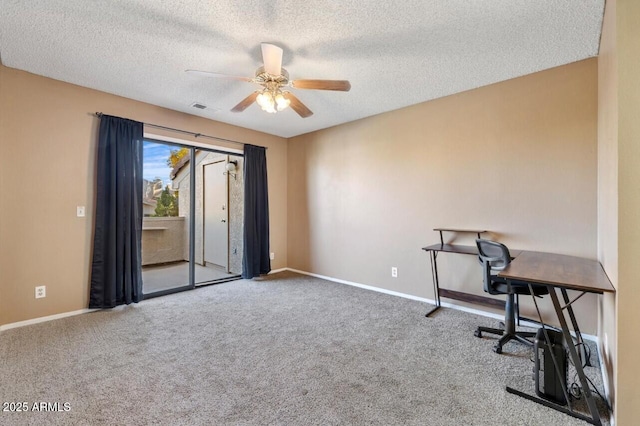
141, 140, 243, 297
140, 141, 192, 295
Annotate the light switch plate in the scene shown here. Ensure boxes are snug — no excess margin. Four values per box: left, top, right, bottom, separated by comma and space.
77, 206, 85, 217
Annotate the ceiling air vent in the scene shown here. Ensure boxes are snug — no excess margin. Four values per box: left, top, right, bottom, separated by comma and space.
191, 102, 208, 110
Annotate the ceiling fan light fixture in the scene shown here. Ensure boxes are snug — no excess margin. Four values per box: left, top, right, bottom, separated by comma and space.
275, 92, 290, 111
256, 88, 289, 114
256, 91, 272, 109
189, 43, 348, 118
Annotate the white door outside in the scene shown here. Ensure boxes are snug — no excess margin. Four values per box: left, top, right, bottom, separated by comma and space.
203, 161, 228, 270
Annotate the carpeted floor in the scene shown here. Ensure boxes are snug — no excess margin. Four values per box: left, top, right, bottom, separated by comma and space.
0, 271, 609, 425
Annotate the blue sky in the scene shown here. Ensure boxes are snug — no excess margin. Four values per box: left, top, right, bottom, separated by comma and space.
143, 140, 173, 185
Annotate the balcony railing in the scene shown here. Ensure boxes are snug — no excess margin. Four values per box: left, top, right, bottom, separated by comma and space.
141, 217, 186, 266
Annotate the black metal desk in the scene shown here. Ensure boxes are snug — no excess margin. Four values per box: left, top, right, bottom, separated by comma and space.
422, 228, 507, 316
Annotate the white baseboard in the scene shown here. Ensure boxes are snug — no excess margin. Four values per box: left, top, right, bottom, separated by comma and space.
282, 268, 598, 342
2, 269, 599, 345
0, 309, 96, 332
0, 270, 284, 330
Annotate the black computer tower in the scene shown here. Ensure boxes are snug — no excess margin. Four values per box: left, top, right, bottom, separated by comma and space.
534, 328, 568, 405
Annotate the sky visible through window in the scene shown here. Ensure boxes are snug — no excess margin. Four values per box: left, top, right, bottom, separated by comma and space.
143, 140, 173, 187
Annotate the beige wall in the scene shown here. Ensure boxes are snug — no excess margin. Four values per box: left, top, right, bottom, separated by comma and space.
0, 65, 288, 325
607, 0, 640, 423
597, 0, 619, 413
288, 59, 599, 332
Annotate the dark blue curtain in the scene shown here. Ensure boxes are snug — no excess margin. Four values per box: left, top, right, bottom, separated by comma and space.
89, 115, 144, 308
242, 144, 271, 279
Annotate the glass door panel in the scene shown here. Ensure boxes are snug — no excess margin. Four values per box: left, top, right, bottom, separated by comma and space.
141, 141, 191, 295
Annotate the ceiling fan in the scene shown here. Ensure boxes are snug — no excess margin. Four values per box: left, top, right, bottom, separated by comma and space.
186, 43, 351, 118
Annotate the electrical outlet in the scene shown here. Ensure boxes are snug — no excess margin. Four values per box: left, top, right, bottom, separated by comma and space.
35, 286, 46, 299
77, 206, 85, 217
270, 252, 275, 260
391, 267, 398, 278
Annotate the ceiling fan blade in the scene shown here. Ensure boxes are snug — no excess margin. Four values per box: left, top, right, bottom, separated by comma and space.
291, 79, 351, 91
261, 43, 283, 75
231, 92, 259, 112
283, 92, 313, 118
185, 70, 253, 82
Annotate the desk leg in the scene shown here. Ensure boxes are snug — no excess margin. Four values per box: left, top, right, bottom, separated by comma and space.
506, 284, 603, 425
549, 288, 601, 425
561, 289, 591, 367
425, 251, 441, 317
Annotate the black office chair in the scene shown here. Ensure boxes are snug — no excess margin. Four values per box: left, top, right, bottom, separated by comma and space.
474, 239, 548, 354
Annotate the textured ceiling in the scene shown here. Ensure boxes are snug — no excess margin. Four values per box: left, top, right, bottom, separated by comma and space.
0, 1, 604, 138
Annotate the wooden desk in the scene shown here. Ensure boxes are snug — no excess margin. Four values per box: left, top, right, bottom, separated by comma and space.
499, 251, 614, 426
500, 251, 615, 294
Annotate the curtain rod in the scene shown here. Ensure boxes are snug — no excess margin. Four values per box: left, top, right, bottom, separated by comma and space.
94, 112, 255, 148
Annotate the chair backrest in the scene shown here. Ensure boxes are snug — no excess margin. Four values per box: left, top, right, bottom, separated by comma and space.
476, 239, 511, 270
476, 239, 512, 294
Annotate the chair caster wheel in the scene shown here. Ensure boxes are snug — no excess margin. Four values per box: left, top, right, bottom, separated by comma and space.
493, 345, 502, 354
474, 329, 482, 338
